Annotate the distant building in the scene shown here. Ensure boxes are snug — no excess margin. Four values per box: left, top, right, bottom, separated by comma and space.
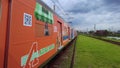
117, 30, 120, 34
95, 30, 109, 36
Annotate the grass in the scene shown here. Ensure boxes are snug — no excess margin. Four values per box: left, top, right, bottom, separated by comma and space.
74, 35, 120, 68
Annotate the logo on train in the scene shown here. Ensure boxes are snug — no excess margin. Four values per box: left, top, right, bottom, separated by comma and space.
21, 42, 39, 68
21, 42, 55, 68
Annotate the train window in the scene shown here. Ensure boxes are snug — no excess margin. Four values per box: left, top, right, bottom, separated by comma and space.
0, 0, 1, 21
44, 23, 49, 36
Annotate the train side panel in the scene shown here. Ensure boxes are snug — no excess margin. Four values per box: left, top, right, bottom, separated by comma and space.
0, 0, 8, 68
6, 0, 58, 68
54, 16, 63, 49
1, 0, 77, 68
34, 1, 57, 67
53, 15, 71, 49
62, 23, 71, 46
7, 0, 37, 68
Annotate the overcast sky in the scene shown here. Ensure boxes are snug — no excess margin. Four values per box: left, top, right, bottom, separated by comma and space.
42, 0, 120, 31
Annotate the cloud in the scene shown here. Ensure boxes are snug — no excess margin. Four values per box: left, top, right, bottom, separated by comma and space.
64, 0, 102, 14
104, 0, 120, 5
42, 0, 120, 31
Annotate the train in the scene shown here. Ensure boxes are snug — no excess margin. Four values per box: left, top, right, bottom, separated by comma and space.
0, 0, 77, 68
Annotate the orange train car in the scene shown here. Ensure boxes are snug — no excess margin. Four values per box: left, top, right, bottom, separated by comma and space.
0, 0, 77, 68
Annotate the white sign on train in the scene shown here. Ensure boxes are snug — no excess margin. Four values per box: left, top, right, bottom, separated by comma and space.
23, 13, 32, 27
54, 26, 57, 32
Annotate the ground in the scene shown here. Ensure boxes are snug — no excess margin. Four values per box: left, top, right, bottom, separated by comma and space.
74, 35, 120, 68
46, 41, 75, 68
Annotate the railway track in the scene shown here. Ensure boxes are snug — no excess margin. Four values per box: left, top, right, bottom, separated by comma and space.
70, 38, 77, 68
43, 38, 77, 68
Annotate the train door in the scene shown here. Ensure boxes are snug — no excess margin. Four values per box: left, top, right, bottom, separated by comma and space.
0, 0, 9, 68
71, 29, 74, 39
57, 21, 62, 49
68, 27, 70, 40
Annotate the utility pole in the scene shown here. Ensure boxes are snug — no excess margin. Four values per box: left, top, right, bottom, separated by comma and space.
87, 28, 88, 34
53, 4, 55, 11
94, 24, 96, 32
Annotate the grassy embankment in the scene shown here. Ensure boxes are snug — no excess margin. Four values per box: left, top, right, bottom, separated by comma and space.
74, 35, 120, 68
